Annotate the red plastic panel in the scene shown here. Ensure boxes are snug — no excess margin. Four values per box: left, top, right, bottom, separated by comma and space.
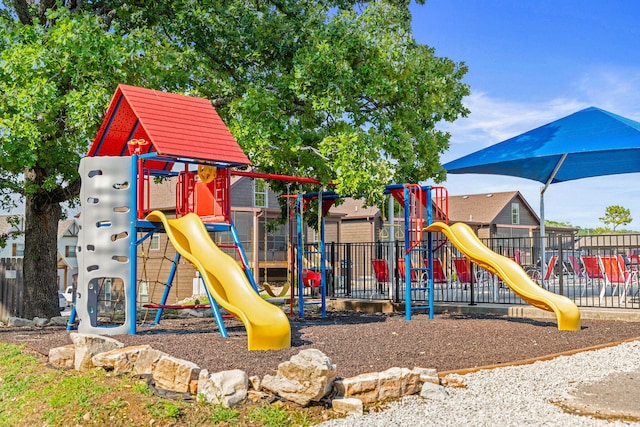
87, 85, 250, 166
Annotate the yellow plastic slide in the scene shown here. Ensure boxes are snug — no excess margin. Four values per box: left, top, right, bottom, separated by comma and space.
146, 211, 291, 350
425, 222, 580, 331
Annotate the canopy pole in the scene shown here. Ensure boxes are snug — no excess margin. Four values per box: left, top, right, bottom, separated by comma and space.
540, 153, 567, 271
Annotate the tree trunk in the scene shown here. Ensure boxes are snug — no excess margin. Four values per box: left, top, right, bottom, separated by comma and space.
22, 196, 61, 319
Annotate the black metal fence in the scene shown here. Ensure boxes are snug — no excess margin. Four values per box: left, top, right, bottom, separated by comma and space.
304, 234, 640, 309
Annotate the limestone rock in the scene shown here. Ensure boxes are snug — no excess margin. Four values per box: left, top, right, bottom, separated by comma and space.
334, 372, 379, 403
180, 308, 204, 318
420, 381, 450, 400
70, 333, 125, 372
261, 349, 336, 406
412, 367, 440, 385
49, 316, 69, 326
334, 367, 423, 404
8, 317, 34, 327
33, 317, 48, 327
332, 397, 364, 416
248, 375, 261, 391
152, 355, 200, 393
48, 344, 75, 369
133, 347, 169, 376
198, 369, 248, 408
91, 345, 152, 375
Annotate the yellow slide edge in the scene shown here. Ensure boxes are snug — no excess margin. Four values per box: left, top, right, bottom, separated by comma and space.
425, 222, 581, 331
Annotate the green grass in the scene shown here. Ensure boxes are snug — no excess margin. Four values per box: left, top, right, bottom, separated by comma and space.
248, 403, 294, 427
146, 400, 185, 421
0, 342, 336, 426
132, 379, 154, 396
209, 404, 241, 423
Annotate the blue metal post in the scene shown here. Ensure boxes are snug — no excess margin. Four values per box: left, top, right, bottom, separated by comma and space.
229, 221, 259, 293
297, 194, 305, 318
404, 185, 412, 320
426, 186, 434, 319
153, 251, 181, 324
67, 303, 77, 330
201, 276, 228, 338
129, 154, 138, 334
319, 192, 327, 317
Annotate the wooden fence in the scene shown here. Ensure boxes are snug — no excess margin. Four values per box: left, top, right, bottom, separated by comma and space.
0, 257, 24, 320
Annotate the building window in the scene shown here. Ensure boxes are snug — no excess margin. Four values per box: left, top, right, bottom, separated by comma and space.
511, 203, 520, 225
149, 234, 160, 251
65, 245, 77, 257
12, 243, 24, 257
254, 179, 268, 208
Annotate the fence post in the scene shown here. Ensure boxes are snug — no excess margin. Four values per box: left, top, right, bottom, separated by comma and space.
16, 258, 24, 318
558, 237, 564, 295
0, 258, 6, 320
329, 242, 335, 297
345, 243, 352, 296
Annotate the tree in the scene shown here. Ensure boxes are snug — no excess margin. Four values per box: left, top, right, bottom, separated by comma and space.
0, 2, 188, 318
109, 0, 470, 200
599, 205, 632, 232
545, 220, 574, 228
1, 0, 469, 317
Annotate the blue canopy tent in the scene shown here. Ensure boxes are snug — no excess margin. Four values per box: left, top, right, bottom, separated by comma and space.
443, 106, 640, 267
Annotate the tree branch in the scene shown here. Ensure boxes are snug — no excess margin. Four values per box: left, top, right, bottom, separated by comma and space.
11, 0, 32, 25
300, 146, 329, 160
48, 177, 82, 205
38, 0, 57, 26
210, 96, 235, 108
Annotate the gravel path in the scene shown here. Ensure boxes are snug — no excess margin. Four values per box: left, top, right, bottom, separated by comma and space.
320, 340, 640, 426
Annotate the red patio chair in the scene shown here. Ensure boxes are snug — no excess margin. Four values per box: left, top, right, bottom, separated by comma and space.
567, 255, 584, 278
424, 257, 450, 296
453, 257, 472, 289
530, 255, 557, 289
397, 258, 420, 283
371, 259, 390, 294
599, 255, 637, 303
581, 254, 605, 299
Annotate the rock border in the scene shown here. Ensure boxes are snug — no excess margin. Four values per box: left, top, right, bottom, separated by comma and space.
48, 333, 446, 415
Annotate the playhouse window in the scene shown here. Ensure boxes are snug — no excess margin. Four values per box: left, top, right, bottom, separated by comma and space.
254, 179, 268, 207
511, 203, 520, 224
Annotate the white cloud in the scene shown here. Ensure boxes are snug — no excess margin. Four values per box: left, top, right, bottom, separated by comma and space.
572, 65, 640, 117
441, 91, 588, 162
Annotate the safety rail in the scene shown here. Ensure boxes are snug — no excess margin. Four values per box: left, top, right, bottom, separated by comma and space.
431, 185, 449, 224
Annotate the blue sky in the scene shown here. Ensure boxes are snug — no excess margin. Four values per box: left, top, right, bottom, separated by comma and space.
410, 0, 640, 229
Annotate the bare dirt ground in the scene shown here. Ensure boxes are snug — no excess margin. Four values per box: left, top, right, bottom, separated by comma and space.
1, 310, 639, 379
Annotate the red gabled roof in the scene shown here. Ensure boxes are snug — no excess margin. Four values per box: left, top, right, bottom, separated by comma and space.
88, 85, 250, 168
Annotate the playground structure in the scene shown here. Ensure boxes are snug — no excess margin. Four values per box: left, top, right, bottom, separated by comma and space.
70, 84, 296, 350
70, 84, 580, 343
384, 184, 449, 320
